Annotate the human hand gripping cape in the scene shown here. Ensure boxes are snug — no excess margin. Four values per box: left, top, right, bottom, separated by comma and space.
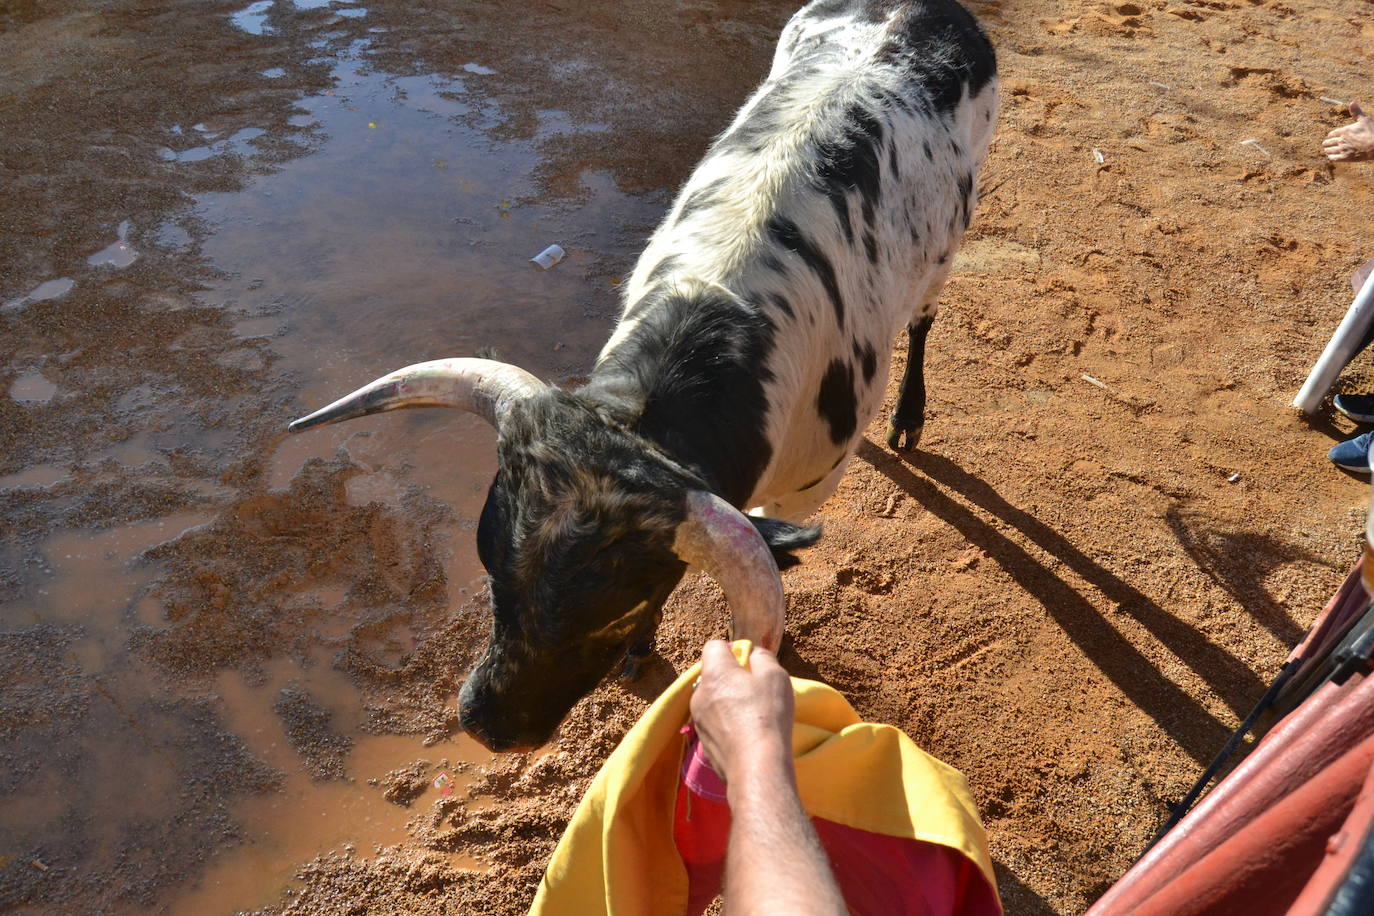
530, 641, 1002, 916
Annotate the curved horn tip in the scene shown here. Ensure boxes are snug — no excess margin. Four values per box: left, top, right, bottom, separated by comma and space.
286, 410, 334, 433
676, 490, 787, 650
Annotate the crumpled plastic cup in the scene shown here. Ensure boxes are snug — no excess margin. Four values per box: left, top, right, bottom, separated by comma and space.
531, 244, 565, 270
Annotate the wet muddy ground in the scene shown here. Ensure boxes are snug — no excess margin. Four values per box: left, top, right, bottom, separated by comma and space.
3, 0, 1374, 913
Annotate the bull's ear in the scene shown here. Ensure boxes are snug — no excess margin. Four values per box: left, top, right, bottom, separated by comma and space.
746, 517, 822, 571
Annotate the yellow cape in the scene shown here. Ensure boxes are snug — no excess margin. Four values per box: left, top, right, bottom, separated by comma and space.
531, 642, 999, 915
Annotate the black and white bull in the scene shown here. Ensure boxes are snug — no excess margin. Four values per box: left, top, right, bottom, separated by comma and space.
289, 0, 997, 751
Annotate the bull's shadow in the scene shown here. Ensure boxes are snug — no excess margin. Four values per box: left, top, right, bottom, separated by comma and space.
857, 440, 1268, 766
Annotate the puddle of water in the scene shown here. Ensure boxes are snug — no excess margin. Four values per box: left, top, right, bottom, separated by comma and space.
159, 143, 219, 162
155, 221, 194, 249
36, 511, 215, 628
230, 0, 276, 35
86, 219, 138, 268
133, 594, 166, 627
33, 277, 77, 299
9, 371, 58, 403
4, 276, 75, 310
162, 662, 492, 914
344, 468, 408, 508
160, 127, 266, 164
263, 67, 287, 78
0, 693, 185, 882
0, 464, 69, 489
233, 314, 285, 338
98, 433, 163, 468
291, 583, 354, 638
0, 769, 69, 836
5, 13, 670, 913
229, 126, 267, 145
265, 413, 496, 591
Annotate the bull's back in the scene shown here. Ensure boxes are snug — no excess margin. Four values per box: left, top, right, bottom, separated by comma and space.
600, 0, 997, 516
745, 1, 997, 511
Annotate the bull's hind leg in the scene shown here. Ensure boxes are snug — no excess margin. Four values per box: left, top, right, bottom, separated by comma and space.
886, 312, 935, 452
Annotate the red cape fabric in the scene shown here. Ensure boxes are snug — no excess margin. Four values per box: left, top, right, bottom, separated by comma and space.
674, 732, 1001, 916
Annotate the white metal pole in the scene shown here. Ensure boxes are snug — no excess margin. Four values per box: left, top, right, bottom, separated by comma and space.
1294, 267, 1374, 414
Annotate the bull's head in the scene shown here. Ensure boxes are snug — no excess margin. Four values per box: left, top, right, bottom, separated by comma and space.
288, 358, 816, 751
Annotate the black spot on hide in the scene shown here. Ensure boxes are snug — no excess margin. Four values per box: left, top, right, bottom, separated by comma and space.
676, 179, 728, 225
877, 0, 996, 115
859, 342, 877, 383
768, 215, 846, 327
761, 250, 787, 275
816, 358, 857, 445
647, 255, 681, 286
957, 172, 973, 205
767, 292, 795, 318
815, 104, 885, 234
589, 285, 777, 507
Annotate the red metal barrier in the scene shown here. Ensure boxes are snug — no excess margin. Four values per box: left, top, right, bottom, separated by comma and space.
1125, 732, 1374, 916
1087, 670, 1374, 914
1287, 758, 1374, 915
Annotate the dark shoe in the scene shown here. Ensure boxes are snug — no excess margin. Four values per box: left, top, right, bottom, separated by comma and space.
1334, 393, 1374, 424
1329, 430, 1374, 473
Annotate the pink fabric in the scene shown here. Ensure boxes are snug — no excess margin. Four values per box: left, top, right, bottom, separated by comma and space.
672, 732, 1001, 916
681, 726, 729, 802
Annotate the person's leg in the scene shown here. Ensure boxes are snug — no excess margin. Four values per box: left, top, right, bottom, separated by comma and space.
1328, 429, 1374, 473
1333, 393, 1374, 424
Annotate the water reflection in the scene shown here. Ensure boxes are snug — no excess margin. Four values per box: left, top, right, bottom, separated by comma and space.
0, 0, 787, 910
8, 372, 58, 403
85, 219, 138, 268
3, 277, 76, 311
231, 0, 276, 36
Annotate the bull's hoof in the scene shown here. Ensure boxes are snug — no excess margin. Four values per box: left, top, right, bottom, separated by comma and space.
885, 419, 923, 452
621, 648, 651, 681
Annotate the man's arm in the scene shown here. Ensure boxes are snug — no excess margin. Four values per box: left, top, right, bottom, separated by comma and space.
689, 640, 847, 916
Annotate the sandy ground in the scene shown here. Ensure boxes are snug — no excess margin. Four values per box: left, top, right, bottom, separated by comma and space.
4, 0, 1374, 913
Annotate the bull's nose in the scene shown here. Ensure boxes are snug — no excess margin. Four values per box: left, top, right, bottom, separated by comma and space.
465, 726, 536, 754
460, 706, 540, 754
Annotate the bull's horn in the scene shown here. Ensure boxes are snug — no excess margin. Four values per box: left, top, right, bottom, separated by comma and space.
673, 490, 785, 651
287, 358, 544, 433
